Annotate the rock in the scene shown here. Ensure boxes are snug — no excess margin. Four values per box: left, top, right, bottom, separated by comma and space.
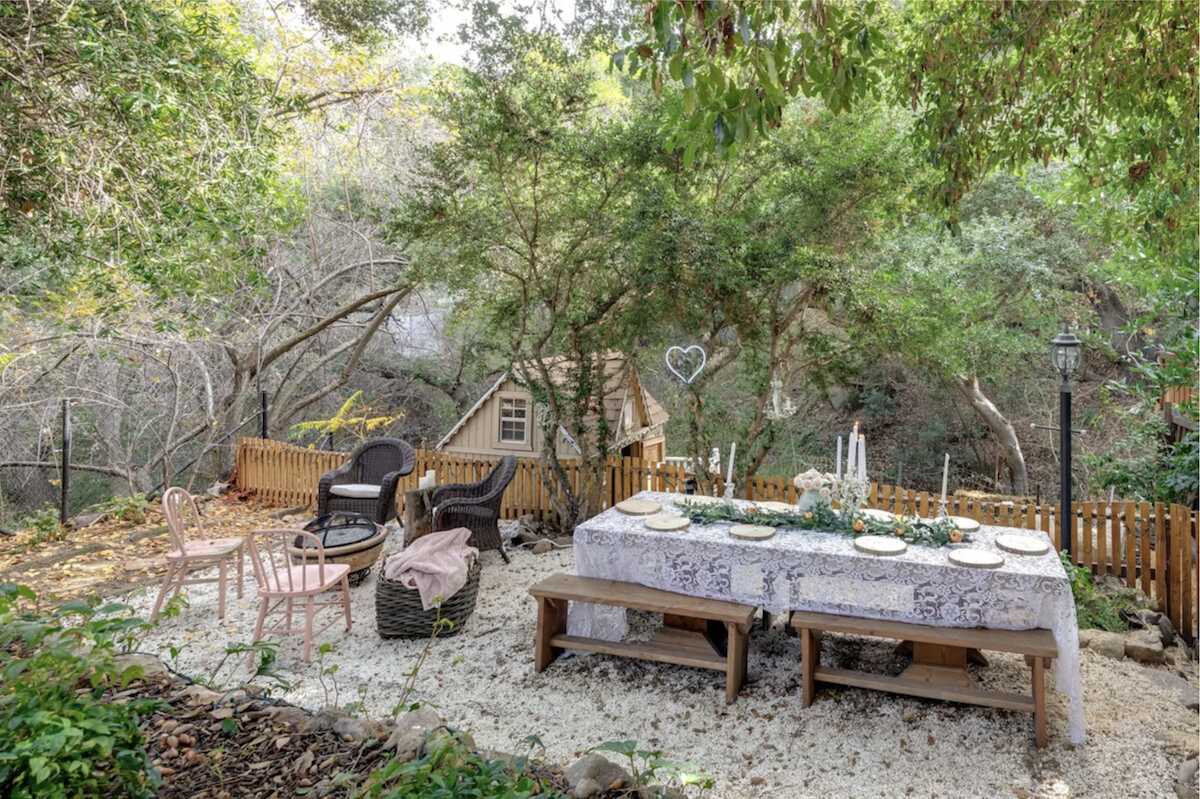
113, 653, 172, 684
532, 540, 553, 555
1126, 628, 1167, 664
1157, 615, 1178, 647
307, 705, 352, 732
1089, 631, 1127, 660
565, 754, 633, 799
333, 716, 389, 743
1144, 670, 1200, 711
515, 529, 543, 546
267, 706, 311, 730
1176, 759, 1199, 799
554, 535, 574, 547
68, 512, 107, 529
123, 557, 162, 572
383, 706, 445, 760
1077, 629, 1098, 649
1156, 729, 1200, 759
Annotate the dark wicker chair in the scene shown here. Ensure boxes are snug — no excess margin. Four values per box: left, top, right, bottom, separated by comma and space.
431, 455, 518, 563
317, 438, 416, 525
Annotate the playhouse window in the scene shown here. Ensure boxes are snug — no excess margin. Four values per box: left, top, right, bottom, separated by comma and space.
499, 397, 528, 443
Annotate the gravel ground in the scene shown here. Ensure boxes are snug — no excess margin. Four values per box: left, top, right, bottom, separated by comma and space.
120, 534, 1197, 799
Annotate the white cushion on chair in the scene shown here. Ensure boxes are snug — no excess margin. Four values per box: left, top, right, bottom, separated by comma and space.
329, 483, 381, 499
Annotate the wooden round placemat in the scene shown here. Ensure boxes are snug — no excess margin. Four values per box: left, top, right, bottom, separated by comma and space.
729, 524, 776, 541
757, 501, 796, 512
644, 514, 691, 532
948, 548, 1004, 569
616, 499, 662, 516
853, 535, 907, 556
944, 515, 982, 533
994, 534, 1050, 556
861, 508, 896, 522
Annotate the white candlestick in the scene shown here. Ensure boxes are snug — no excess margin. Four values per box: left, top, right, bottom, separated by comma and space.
726, 443, 736, 483
847, 431, 857, 474
941, 453, 950, 501
857, 435, 866, 481
835, 437, 843, 480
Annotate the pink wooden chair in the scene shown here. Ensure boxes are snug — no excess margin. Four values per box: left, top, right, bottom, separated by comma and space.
151, 487, 245, 621
245, 528, 352, 663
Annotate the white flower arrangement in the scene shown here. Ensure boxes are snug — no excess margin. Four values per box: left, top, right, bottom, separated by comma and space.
793, 468, 837, 496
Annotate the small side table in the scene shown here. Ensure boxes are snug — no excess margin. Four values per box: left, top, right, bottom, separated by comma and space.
402, 486, 435, 545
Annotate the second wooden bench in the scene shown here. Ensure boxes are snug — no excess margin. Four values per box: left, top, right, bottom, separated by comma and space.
529, 574, 757, 703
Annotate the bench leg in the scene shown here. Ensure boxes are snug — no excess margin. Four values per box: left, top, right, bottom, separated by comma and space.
725, 621, 749, 704
1033, 656, 1047, 748
800, 628, 821, 708
535, 597, 568, 672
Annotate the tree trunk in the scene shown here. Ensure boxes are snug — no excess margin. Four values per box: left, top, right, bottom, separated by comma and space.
958, 376, 1030, 495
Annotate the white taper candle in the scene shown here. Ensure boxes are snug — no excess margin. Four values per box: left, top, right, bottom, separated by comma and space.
941, 453, 950, 501
835, 437, 843, 480
726, 443, 736, 483
857, 435, 866, 481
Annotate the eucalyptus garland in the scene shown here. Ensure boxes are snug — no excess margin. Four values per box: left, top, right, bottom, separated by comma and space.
675, 500, 971, 548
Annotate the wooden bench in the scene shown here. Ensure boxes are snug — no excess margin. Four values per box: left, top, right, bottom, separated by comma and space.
789, 610, 1059, 747
529, 574, 757, 703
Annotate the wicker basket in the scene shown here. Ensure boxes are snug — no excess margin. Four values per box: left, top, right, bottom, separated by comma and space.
375, 560, 480, 638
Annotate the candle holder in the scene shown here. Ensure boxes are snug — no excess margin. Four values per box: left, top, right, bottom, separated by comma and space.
836, 475, 870, 519
723, 480, 737, 503
937, 498, 949, 519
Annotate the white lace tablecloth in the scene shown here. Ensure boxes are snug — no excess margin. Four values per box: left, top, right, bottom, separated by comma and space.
569, 491, 1084, 744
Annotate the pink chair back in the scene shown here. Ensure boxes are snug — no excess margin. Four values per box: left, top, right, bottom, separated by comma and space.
162, 487, 207, 554
247, 529, 329, 595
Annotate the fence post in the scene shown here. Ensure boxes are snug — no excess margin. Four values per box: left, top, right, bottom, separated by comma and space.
60, 399, 71, 527
260, 390, 269, 440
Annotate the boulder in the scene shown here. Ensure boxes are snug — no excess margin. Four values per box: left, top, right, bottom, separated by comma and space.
68, 512, 107, 529
1126, 628, 1167, 664
532, 540, 554, 555
1144, 670, 1200, 711
384, 706, 446, 760
515, 529, 543, 546
1175, 758, 1199, 799
307, 705, 352, 732
554, 535, 575, 547
333, 715, 390, 743
1077, 629, 1098, 649
113, 653, 172, 685
267, 705, 312, 730
565, 754, 634, 799
1089, 631, 1127, 660
173, 684, 223, 706
1156, 728, 1200, 759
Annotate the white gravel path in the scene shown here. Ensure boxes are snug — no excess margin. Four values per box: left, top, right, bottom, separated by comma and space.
120, 538, 1197, 799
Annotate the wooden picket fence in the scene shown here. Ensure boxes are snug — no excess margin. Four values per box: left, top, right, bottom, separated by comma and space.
235, 437, 1197, 641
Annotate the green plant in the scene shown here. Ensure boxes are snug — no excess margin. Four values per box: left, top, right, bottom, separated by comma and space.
0, 583, 161, 799
391, 602, 453, 716
590, 740, 714, 795
23, 504, 67, 546
1060, 552, 1152, 632
199, 641, 291, 695
100, 494, 152, 524
349, 732, 565, 799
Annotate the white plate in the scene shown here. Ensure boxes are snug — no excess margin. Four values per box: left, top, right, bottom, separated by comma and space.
757, 501, 796, 512
861, 508, 896, 522
644, 514, 690, 532
676, 494, 722, 505
944, 516, 982, 533
615, 499, 661, 516
995, 534, 1050, 556
729, 524, 776, 541
948, 549, 1005, 569
853, 535, 908, 556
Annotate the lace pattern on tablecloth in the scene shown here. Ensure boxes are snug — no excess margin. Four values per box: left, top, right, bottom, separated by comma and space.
568, 491, 1084, 745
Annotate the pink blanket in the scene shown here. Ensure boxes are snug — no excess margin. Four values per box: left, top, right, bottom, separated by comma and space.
382, 528, 478, 610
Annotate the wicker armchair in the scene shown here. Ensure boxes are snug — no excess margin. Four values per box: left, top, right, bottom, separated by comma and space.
317, 438, 416, 525
431, 455, 518, 563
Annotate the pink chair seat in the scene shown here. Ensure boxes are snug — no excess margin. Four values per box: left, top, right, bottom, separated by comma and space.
260, 563, 350, 596
169, 537, 244, 560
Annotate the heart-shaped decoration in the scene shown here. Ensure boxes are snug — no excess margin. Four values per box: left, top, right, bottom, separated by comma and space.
665, 345, 707, 384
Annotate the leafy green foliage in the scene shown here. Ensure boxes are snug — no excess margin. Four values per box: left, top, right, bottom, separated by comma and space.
350, 731, 564, 799
0, 0, 297, 302
100, 494, 152, 525
590, 739, 714, 793
0, 584, 161, 799
1059, 552, 1151, 632
21, 503, 67, 546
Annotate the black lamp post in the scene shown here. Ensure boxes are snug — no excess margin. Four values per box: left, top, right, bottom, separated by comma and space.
1050, 325, 1082, 556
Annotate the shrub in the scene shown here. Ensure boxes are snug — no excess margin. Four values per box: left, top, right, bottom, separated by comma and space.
1060, 553, 1152, 631
0, 584, 161, 799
